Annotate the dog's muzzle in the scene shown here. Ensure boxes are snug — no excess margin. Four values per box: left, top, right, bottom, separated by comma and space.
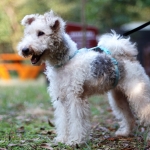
22, 47, 45, 65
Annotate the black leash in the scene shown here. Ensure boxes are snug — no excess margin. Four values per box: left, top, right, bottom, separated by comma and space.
122, 21, 150, 36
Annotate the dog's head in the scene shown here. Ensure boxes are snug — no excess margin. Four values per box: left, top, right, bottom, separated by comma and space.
17, 10, 66, 65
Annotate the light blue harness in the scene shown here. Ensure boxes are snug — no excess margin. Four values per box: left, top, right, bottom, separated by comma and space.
55, 46, 120, 87
88, 46, 119, 87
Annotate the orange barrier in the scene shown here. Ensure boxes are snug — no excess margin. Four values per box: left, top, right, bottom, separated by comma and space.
0, 54, 43, 80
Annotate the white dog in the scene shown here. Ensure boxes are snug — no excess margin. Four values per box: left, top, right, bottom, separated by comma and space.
18, 10, 150, 145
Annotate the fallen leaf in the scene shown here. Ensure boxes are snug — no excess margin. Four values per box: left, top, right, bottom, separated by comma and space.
106, 137, 119, 141
119, 137, 134, 141
40, 143, 53, 150
8, 143, 19, 147
16, 126, 25, 133
48, 119, 54, 127
40, 127, 45, 130
8, 143, 27, 147
0, 148, 7, 150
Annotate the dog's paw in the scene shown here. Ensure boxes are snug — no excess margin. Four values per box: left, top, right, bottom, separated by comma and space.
115, 127, 130, 137
66, 136, 87, 145
115, 120, 135, 137
66, 140, 85, 146
53, 136, 67, 144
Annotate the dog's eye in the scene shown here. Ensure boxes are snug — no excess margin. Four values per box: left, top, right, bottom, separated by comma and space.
38, 31, 45, 36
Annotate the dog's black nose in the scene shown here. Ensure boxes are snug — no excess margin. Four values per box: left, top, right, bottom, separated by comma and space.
22, 48, 29, 55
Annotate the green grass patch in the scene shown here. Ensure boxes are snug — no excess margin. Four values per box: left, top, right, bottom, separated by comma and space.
0, 77, 148, 149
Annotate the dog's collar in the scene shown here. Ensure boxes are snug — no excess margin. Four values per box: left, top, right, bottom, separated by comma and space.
54, 50, 80, 68
54, 51, 79, 68
54, 46, 120, 87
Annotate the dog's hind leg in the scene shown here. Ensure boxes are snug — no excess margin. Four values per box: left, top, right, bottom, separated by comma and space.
108, 89, 135, 136
123, 77, 150, 140
119, 60, 150, 141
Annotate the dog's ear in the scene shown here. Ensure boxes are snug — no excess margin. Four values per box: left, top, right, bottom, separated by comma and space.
44, 10, 65, 32
21, 14, 37, 26
50, 20, 60, 32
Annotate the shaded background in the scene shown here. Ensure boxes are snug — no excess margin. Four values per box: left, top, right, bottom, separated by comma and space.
0, 0, 150, 75
0, 1, 150, 149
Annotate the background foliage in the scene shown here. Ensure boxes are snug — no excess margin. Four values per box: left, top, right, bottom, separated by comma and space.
86, 0, 150, 32
0, 0, 150, 53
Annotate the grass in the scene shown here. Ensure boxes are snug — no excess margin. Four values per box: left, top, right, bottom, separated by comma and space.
0, 75, 149, 149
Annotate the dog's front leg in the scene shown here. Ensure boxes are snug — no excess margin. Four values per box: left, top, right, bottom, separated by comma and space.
67, 97, 91, 145
52, 99, 68, 143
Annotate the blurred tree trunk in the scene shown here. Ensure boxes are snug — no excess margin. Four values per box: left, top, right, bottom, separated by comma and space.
81, 0, 86, 48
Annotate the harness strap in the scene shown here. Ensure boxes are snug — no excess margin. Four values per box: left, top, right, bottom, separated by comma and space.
55, 46, 120, 87
111, 58, 120, 87
91, 46, 120, 87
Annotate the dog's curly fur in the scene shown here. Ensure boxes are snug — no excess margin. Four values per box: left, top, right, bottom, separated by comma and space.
18, 10, 150, 145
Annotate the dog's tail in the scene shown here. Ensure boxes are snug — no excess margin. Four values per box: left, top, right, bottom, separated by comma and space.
98, 31, 138, 59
